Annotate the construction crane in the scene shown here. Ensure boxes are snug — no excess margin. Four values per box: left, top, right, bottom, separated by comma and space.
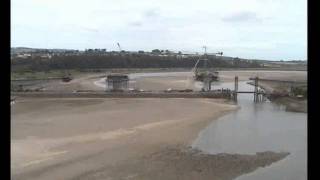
117, 42, 122, 52
193, 46, 223, 84
202, 46, 208, 69
202, 46, 207, 55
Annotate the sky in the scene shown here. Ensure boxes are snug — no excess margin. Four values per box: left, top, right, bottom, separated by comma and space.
11, 0, 307, 60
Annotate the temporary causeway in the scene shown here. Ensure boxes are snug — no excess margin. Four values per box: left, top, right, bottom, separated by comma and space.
11, 91, 233, 99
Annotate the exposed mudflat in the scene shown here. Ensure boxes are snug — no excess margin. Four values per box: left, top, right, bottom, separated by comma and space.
16, 70, 307, 92
12, 98, 243, 180
72, 146, 289, 180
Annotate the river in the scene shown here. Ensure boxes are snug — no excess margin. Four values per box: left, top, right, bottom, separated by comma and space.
192, 81, 307, 180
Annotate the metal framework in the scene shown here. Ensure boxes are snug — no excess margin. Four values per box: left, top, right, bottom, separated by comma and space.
193, 46, 223, 91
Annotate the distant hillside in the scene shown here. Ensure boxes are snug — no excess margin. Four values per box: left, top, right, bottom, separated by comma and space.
10, 47, 306, 72
11, 54, 263, 71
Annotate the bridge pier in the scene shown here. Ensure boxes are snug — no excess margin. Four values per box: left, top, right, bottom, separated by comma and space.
254, 77, 259, 102
234, 76, 238, 101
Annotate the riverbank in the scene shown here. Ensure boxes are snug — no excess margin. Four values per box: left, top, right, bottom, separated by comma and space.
255, 80, 307, 113
272, 97, 307, 113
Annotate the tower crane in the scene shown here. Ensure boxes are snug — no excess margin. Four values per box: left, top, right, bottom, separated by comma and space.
202, 46, 207, 55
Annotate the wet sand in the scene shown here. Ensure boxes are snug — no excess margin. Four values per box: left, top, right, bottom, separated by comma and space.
11, 97, 289, 180
12, 98, 246, 180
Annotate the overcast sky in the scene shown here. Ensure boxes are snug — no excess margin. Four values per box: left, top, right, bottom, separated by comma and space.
11, 0, 307, 60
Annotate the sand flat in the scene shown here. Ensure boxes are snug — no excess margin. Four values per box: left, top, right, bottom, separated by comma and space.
11, 97, 240, 179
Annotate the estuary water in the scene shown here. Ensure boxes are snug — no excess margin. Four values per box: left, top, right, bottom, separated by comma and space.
192, 81, 307, 180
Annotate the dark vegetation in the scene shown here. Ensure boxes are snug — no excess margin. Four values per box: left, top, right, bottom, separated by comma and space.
11, 54, 262, 72
291, 86, 307, 98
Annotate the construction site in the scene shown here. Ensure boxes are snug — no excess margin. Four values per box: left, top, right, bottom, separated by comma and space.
11, 47, 307, 105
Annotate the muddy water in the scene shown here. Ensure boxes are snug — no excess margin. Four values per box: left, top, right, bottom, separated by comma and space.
192, 81, 307, 180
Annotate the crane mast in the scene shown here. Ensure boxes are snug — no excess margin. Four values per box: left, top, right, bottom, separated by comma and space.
193, 46, 223, 89
117, 43, 122, 52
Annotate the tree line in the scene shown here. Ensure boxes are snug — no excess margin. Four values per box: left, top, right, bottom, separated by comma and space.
11, 54, 262, 72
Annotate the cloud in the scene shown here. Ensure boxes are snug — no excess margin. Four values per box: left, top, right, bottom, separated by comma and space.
144, 8, 160, 18
81, 27, 99, 33
222, 11, 261, 23
11, 0, 307, 60
127, 8, 161, 27
129, 21, 143, 27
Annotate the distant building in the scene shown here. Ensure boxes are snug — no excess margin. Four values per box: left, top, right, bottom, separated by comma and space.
40, 54, 52, 59
17, 53, 31, 58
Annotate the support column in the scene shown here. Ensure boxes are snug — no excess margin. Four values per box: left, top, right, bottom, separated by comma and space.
234, 76, 238, 101
254, 77, 258, 102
